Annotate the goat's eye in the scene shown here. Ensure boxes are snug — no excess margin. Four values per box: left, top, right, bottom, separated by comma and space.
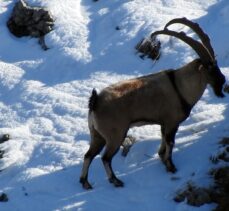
208, 64, 220, 73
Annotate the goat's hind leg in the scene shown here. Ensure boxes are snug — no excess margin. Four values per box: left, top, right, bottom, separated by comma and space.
102, 139, 124, 187
80, 129, 105, 190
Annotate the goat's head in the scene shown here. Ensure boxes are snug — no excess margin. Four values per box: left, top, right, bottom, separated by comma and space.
204, 61, 225, 97
151, 17, 226, 98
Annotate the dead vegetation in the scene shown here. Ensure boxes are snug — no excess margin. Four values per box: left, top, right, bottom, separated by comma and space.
174, 137, 229, 210
135, 36, 161, 61
174, 182, 212, 206
0, 134, 10, 202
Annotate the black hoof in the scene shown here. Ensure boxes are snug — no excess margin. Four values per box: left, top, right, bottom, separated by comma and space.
166, 165, 177, 173
158, 152, 165, 161
79, 178, 93, 190
109, 177, 124, 187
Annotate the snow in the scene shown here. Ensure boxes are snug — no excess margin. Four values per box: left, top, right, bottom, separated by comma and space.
0, 0, 228, 210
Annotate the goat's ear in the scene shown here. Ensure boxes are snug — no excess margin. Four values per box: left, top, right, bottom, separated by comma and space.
198, 64, 205, 72
198, 62, 218, 72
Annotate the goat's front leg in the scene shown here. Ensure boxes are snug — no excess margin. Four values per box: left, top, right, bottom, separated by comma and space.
158, 126, 166, 159
160, 126, 178, 173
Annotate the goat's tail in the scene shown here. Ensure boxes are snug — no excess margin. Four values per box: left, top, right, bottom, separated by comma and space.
88, 89, 98, 112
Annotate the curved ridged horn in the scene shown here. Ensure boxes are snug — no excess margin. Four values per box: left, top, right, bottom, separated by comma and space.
151, 29, 212, 66
164, 17, 215, 61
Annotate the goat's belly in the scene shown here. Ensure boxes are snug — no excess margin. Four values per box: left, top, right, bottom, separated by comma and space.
130, 120, 157, 128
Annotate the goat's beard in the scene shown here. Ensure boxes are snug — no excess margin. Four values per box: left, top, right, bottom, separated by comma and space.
213, 86, 225, 98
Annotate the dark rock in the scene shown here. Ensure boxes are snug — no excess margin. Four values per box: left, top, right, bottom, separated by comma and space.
0, 193, 8, 202
7, 0, 54, 50
115, 26, 121, 30
0, 134, 10, 144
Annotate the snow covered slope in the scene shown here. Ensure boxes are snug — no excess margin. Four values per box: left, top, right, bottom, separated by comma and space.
0, 0, 228, 210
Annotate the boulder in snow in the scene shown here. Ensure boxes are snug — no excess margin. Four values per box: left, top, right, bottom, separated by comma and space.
7, 0, 54, 50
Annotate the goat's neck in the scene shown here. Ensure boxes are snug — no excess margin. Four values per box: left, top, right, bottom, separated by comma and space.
175, 59, 207, 107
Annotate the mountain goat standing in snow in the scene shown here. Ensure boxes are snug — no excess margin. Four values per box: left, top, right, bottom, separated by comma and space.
80, 18, 226, 189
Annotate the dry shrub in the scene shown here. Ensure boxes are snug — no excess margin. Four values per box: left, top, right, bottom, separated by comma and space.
136, 36, 161, 61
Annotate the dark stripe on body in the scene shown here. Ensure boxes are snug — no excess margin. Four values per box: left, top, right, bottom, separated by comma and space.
166, 70, 192, 116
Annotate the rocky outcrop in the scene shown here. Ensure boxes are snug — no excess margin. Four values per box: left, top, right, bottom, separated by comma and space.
7, 0, 54, 50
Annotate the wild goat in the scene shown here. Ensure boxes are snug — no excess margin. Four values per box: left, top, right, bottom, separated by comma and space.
80, 18, 226, 189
